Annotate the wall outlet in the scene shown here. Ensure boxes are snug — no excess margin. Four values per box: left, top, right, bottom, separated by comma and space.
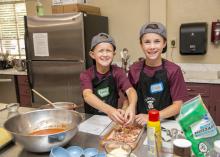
170, 39, 176, 48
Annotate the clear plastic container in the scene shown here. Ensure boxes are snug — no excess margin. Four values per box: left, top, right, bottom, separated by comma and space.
213, 140, 220, 157
105, 141, 131, 157
173, 139, 192, 157
6, 103, 19, 119
36, 0, 44, 16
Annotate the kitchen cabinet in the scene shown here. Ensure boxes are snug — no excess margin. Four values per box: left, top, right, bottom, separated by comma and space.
16, 75, 32, 107
186, 83, 220, 125
211, 84, 220, 126
0, 74, 17, 103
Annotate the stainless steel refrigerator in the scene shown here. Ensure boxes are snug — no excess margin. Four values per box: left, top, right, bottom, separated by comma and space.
24, 13, 108, 106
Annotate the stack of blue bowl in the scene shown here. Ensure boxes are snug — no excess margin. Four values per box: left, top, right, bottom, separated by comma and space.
50, 146, 106, 157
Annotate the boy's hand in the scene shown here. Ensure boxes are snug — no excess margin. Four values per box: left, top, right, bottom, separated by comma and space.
135, 114, 148, 126
107, 108, 125, 124
124, 105, 135, 125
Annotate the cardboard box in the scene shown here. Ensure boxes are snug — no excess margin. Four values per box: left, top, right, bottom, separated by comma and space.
52, 5, 63, 13
52, 0, 84, 5
52, 4, 101, 16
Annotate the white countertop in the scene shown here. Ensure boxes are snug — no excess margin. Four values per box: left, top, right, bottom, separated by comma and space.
184, 78, 220, 84
113, 61, 220, 84
114, 61, 220, 84
178, 63, 220, 84
0, 68, 27, 75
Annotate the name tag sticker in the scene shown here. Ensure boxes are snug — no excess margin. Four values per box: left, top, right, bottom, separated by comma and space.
150, 82, 164, 94
97, 87, 110, 97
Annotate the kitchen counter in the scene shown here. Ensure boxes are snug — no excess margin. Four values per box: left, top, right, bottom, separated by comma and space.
0, 68, 27, 75
0, 107, 174, 157
0, 69, 29, 105
113, 61, 220, 84
178, 63, 220, 84
184, 78, 220, 84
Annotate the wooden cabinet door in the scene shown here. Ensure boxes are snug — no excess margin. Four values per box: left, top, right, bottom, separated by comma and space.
210, 84, 220, 126
186, 83, 211, 110
186, 83, 220, 126
16, 75, 32, 107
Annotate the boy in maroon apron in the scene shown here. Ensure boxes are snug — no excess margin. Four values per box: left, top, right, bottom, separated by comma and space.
128, 22, 188, 126
80, 33, 137, 125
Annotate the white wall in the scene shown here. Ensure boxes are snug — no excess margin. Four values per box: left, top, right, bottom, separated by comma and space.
26, 0, 220, 64
167, 0, 220, 64
87, 0, 150, 62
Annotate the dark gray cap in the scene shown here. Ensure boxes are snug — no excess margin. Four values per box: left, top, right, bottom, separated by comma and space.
90, 33, 116, 51
139, 22, 167, 40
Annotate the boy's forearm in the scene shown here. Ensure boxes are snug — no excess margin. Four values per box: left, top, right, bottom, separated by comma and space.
159, 100, 182, 119
126, 87, 137, 109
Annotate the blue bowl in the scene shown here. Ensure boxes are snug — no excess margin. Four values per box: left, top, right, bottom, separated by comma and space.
96, 152, 106, 157
84, 148, 98, 157
49, 147, 71, 157
67, 146, 84, 157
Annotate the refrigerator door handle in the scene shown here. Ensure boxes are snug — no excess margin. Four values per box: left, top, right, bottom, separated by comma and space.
79, 60, 84, 63
71, 60, 85, 63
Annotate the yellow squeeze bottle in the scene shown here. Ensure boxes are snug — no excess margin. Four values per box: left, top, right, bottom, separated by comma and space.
147, 109, 162, 157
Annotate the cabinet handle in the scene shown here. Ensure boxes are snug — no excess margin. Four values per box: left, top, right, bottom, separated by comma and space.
207, 105, 210, 111
187, 88, 194, 91
0, 79, 12, 82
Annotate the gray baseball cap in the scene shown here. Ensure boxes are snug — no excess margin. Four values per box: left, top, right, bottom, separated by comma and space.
139, 22, 167, 40
90, 33, 116, 51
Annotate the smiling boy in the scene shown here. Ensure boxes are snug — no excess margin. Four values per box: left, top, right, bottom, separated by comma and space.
128, 22, 188, 126
80, 33, 137, 125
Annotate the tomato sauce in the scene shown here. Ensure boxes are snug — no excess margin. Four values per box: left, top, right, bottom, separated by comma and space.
30, 128, 65, 135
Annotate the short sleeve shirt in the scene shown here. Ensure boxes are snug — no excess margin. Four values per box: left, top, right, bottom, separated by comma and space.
80, 64, 132, 93
128, 59, 188, 102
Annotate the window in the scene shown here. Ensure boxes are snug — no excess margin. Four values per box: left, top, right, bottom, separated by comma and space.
0, 0, 27, 57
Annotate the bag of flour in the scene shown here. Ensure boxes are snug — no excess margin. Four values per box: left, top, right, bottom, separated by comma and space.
177, 95, 220, 157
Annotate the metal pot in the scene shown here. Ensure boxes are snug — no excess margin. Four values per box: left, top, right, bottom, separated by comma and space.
4, 109, 82, 152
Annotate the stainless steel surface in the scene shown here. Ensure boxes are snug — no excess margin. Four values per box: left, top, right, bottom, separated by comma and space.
30, 61, 84, 105
0, 75, 17, 103
0, 103, 7, 112
25, 13, 108, 107
25, 13, 86, 106
4, 109, 82, 152
26, 13, 85, 61
0, 68, 27, 75
0, 79, 13, 82
3, 107, 219, 157
40, 102, 79, 110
